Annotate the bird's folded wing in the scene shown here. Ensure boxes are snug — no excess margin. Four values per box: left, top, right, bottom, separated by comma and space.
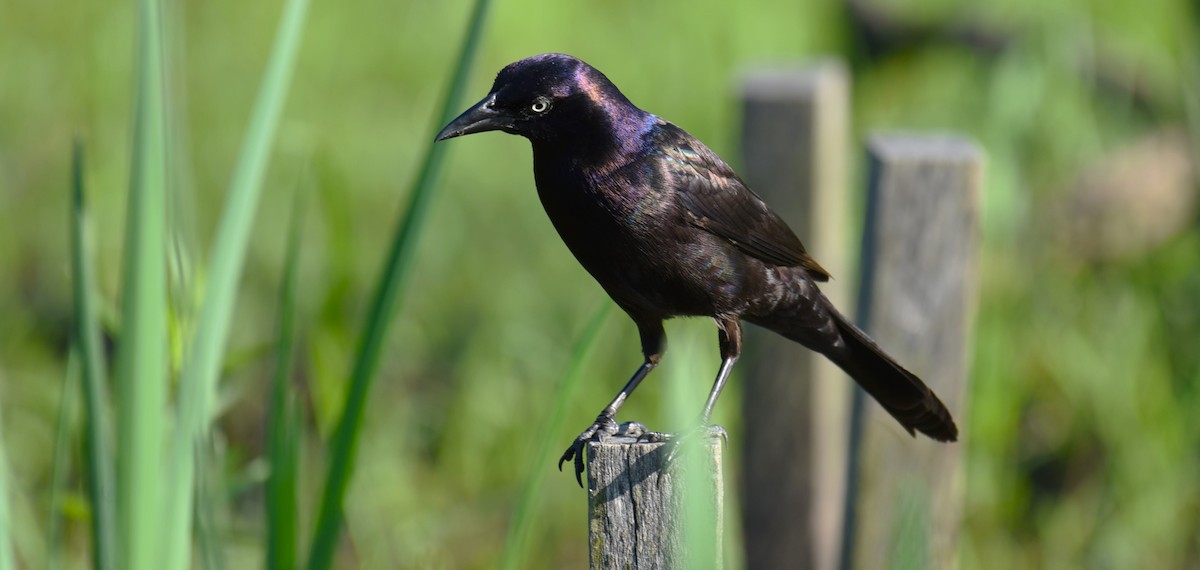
662, 132, 831, 281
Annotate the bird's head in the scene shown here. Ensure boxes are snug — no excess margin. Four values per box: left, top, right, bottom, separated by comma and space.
436, 53, 646, 147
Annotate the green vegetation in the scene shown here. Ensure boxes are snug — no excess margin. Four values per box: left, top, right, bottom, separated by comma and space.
0, 0, 1197, 567
115, 0, 169, 567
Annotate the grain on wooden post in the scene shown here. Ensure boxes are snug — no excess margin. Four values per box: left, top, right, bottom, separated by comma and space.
737, 60, 851, 570
844, 134, 981, 570
587, 435, 724, 570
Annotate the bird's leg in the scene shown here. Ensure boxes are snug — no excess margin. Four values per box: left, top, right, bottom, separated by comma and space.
666, 318, 742, 463
703, 317, 742, 424
559, 320, 665, 487
556, 358, 658, 486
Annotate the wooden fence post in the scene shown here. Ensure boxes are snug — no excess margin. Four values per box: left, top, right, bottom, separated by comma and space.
842, 134, 982, 570
738, 60, 851, 570
587, 435, 724, 570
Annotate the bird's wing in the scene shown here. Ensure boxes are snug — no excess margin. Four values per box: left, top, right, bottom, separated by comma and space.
658, 124, 831, 281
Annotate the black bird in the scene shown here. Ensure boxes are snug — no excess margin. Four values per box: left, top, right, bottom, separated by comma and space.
437, 53, 956, 483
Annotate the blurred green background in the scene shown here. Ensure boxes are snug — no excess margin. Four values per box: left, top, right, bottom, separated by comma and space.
2, 0, 1199, 567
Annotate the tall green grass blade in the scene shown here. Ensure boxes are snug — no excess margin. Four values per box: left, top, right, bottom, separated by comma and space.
0, 406, 14, 570
162, 0, 200, 332
117, 0, 171, 565
887, 482, 931, 570
69, 141, 117, 570
160, 0, 311, 565
663, 331, 721, 570
305, 0, 492, 567
499, 304, 611, 570
266, 183, 307, 570
193, 450, 226, 570
48, 351, 79, 570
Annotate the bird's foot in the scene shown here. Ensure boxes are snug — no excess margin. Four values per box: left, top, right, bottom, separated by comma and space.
662, 424, 728, 465
558, 415, 622, 487
616, 421, 670, 442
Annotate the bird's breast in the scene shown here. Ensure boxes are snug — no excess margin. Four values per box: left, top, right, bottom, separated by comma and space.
531, 158, 755, 318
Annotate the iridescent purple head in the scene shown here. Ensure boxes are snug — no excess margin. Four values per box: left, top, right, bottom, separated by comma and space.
436, 53, 650, 147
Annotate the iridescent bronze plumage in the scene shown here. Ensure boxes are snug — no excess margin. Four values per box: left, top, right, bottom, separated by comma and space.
437, 53, 956, 484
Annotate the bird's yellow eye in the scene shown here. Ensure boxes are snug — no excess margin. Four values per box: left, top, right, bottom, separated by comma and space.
531, 99, 549, 113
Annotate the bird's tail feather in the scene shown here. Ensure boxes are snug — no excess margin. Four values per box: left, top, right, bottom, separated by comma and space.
827, 312, 957, 441
758, 297, 958, 442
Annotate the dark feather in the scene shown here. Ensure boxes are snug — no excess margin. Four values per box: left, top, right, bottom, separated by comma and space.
656, 124, 831, 281
437, 53, 957, 456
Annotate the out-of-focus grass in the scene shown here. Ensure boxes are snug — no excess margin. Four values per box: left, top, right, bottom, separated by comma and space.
498, 303, 609, 570
161, 0, 311, 562
265, 183, 305, 570
0, 403, 14, 570
306, 0, 491, 567
47, 352, 75, 570
68, 142, 117, 570
1, 0, 1198, 567
665, 328, 723, 570
115, 0, 169, 567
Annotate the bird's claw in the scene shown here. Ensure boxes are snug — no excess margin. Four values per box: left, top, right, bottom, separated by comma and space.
663, 424, 727, 465
591, 420, 664, 442
558, 415, 621, 487
626, 422, 672, 443
558, 419, 725, 486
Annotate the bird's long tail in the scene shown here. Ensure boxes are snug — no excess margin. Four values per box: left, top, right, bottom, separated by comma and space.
753, 293, 958, 442
824, 309, 958, 441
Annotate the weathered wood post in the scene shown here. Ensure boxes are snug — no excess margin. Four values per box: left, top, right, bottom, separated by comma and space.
738, 60, 851, 570
587, 435, 724, 570
841, 134, 981, 570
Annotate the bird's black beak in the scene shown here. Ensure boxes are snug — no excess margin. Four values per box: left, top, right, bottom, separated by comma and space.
435, 93, 506, 142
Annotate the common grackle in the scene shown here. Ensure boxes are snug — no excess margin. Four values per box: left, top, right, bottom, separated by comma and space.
436, 53, 956, 485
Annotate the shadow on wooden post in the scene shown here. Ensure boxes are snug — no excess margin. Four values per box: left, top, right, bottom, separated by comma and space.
841, 134, 982, 570
587, 435, 724, 570
738, 60, 851, 570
